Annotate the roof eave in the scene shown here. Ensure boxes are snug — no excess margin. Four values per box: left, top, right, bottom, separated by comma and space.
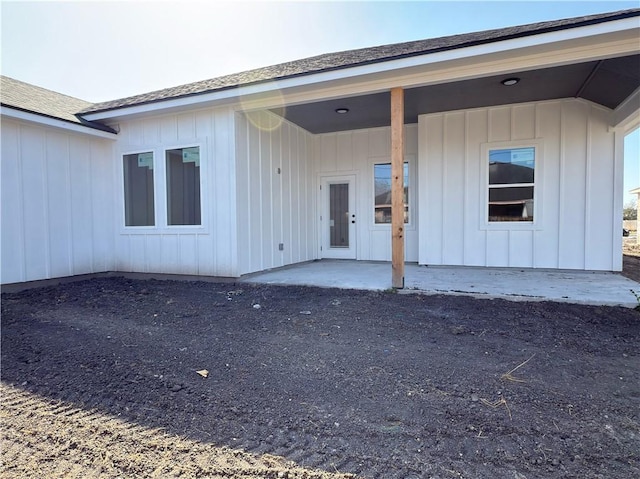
1, 105, 118, 138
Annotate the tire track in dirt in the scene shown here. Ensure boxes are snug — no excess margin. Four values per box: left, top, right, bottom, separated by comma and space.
0, 383, 355, 479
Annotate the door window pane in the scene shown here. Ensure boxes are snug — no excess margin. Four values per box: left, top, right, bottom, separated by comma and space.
123, 152, 154, 226
330, 183, 349, 248
166, 147, 201, 226
374, 162, 409, 224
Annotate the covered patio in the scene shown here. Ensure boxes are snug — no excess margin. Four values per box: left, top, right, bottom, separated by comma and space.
243, 259, 640, 307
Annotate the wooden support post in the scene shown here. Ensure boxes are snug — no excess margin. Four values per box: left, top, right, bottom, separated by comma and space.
391, 87, 405, 289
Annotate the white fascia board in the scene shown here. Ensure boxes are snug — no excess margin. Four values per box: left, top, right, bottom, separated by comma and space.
1, 106, 118, 139
82, 17, 640, 122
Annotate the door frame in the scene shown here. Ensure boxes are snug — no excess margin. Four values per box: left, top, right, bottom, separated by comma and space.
318, 174, 357, 259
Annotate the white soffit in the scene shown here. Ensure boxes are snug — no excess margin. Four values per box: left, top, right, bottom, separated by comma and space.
82, 17, 640, 121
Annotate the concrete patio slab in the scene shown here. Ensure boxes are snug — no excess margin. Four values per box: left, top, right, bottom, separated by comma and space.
243, 260, 640, 308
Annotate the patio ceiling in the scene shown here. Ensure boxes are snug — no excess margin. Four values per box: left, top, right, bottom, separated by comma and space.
274, 54, 640, 134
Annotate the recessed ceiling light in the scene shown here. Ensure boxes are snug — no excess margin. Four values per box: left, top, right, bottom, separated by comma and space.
501, 78, 520, 86
335, 108, 349, 114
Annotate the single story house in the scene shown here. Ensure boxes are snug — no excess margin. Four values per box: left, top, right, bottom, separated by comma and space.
1, 9, 639, 286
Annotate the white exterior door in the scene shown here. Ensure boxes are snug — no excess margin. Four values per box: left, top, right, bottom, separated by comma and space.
320, 175, 356, 259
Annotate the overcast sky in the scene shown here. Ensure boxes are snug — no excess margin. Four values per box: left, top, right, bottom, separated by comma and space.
1, 0, 638, 200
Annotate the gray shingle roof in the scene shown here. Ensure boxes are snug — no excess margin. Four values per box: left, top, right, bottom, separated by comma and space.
82, 8, 640, 115
0, 76, 116, 133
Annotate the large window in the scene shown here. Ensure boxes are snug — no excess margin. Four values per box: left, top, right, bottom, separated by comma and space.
122, 143, 204, 229
166, 146, 201, 226
374, 162, 409, 224
488, 147, 535, 222
123, 152, 155, 226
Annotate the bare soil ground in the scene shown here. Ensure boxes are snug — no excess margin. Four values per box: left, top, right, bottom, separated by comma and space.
1, 277, 639, 479
623, 240, 640, 283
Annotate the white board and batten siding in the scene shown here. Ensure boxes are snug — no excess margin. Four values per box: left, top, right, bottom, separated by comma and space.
114, 107, 238, 277
1, 119, 115, 284
418, 98, 621, 271
235, 111, 316, 275
314, 125, 419, 262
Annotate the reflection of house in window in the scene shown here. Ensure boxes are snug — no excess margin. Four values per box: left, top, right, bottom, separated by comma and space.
374, 162, 409, 223
488, 147, 535, 222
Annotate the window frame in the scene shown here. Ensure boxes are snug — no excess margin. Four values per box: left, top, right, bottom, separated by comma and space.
164, 144, 203, 227
119, 138, 207, 234
119, 147, 158, 231
480, 140, 542, 230
371, 155, 415, 228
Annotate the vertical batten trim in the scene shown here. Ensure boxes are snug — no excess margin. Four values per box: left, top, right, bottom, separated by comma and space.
111, 140, 119, 270
176, 234, 182, 274
195, 233, 200, 275
301, 129, 307, 260
294, 128, 300, 261
558, 103, 566, 269
441, 114, 447, 265
484, 109, 490, 266
507, 106, 513, 265
211, 115, 217, 274
17, 125, 27, 281
278, 118, 284, 267
285, 123, 290, 264
463, 111, 469, 265
228, 110, 239, 276
269, 115, 275, 268
42, 132, 51, 278
294, 128, 304, 261
88, 140, 96, 273
246, 115, 253, 272
144, 234, 149, 273
67, 136, 75, 275
308, 130, 313, 260
584, 106, 592, 269
257, 116, 264, 271
532, 103, 540, 267
65, 136, 74, 276
306, 131, 312, 259
158, 234, 163, 275
612, 129, 625, 270
287, 124, 293, 263
301, 130, 307, 259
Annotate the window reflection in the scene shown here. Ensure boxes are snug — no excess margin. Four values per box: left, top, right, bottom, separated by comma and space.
374, 163, 409, 224
123, 152, 155, 226
488, 147, 535, 222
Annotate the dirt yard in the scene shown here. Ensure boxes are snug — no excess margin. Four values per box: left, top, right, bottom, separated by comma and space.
1, 277, 639, 479
623, 240, 640, 283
